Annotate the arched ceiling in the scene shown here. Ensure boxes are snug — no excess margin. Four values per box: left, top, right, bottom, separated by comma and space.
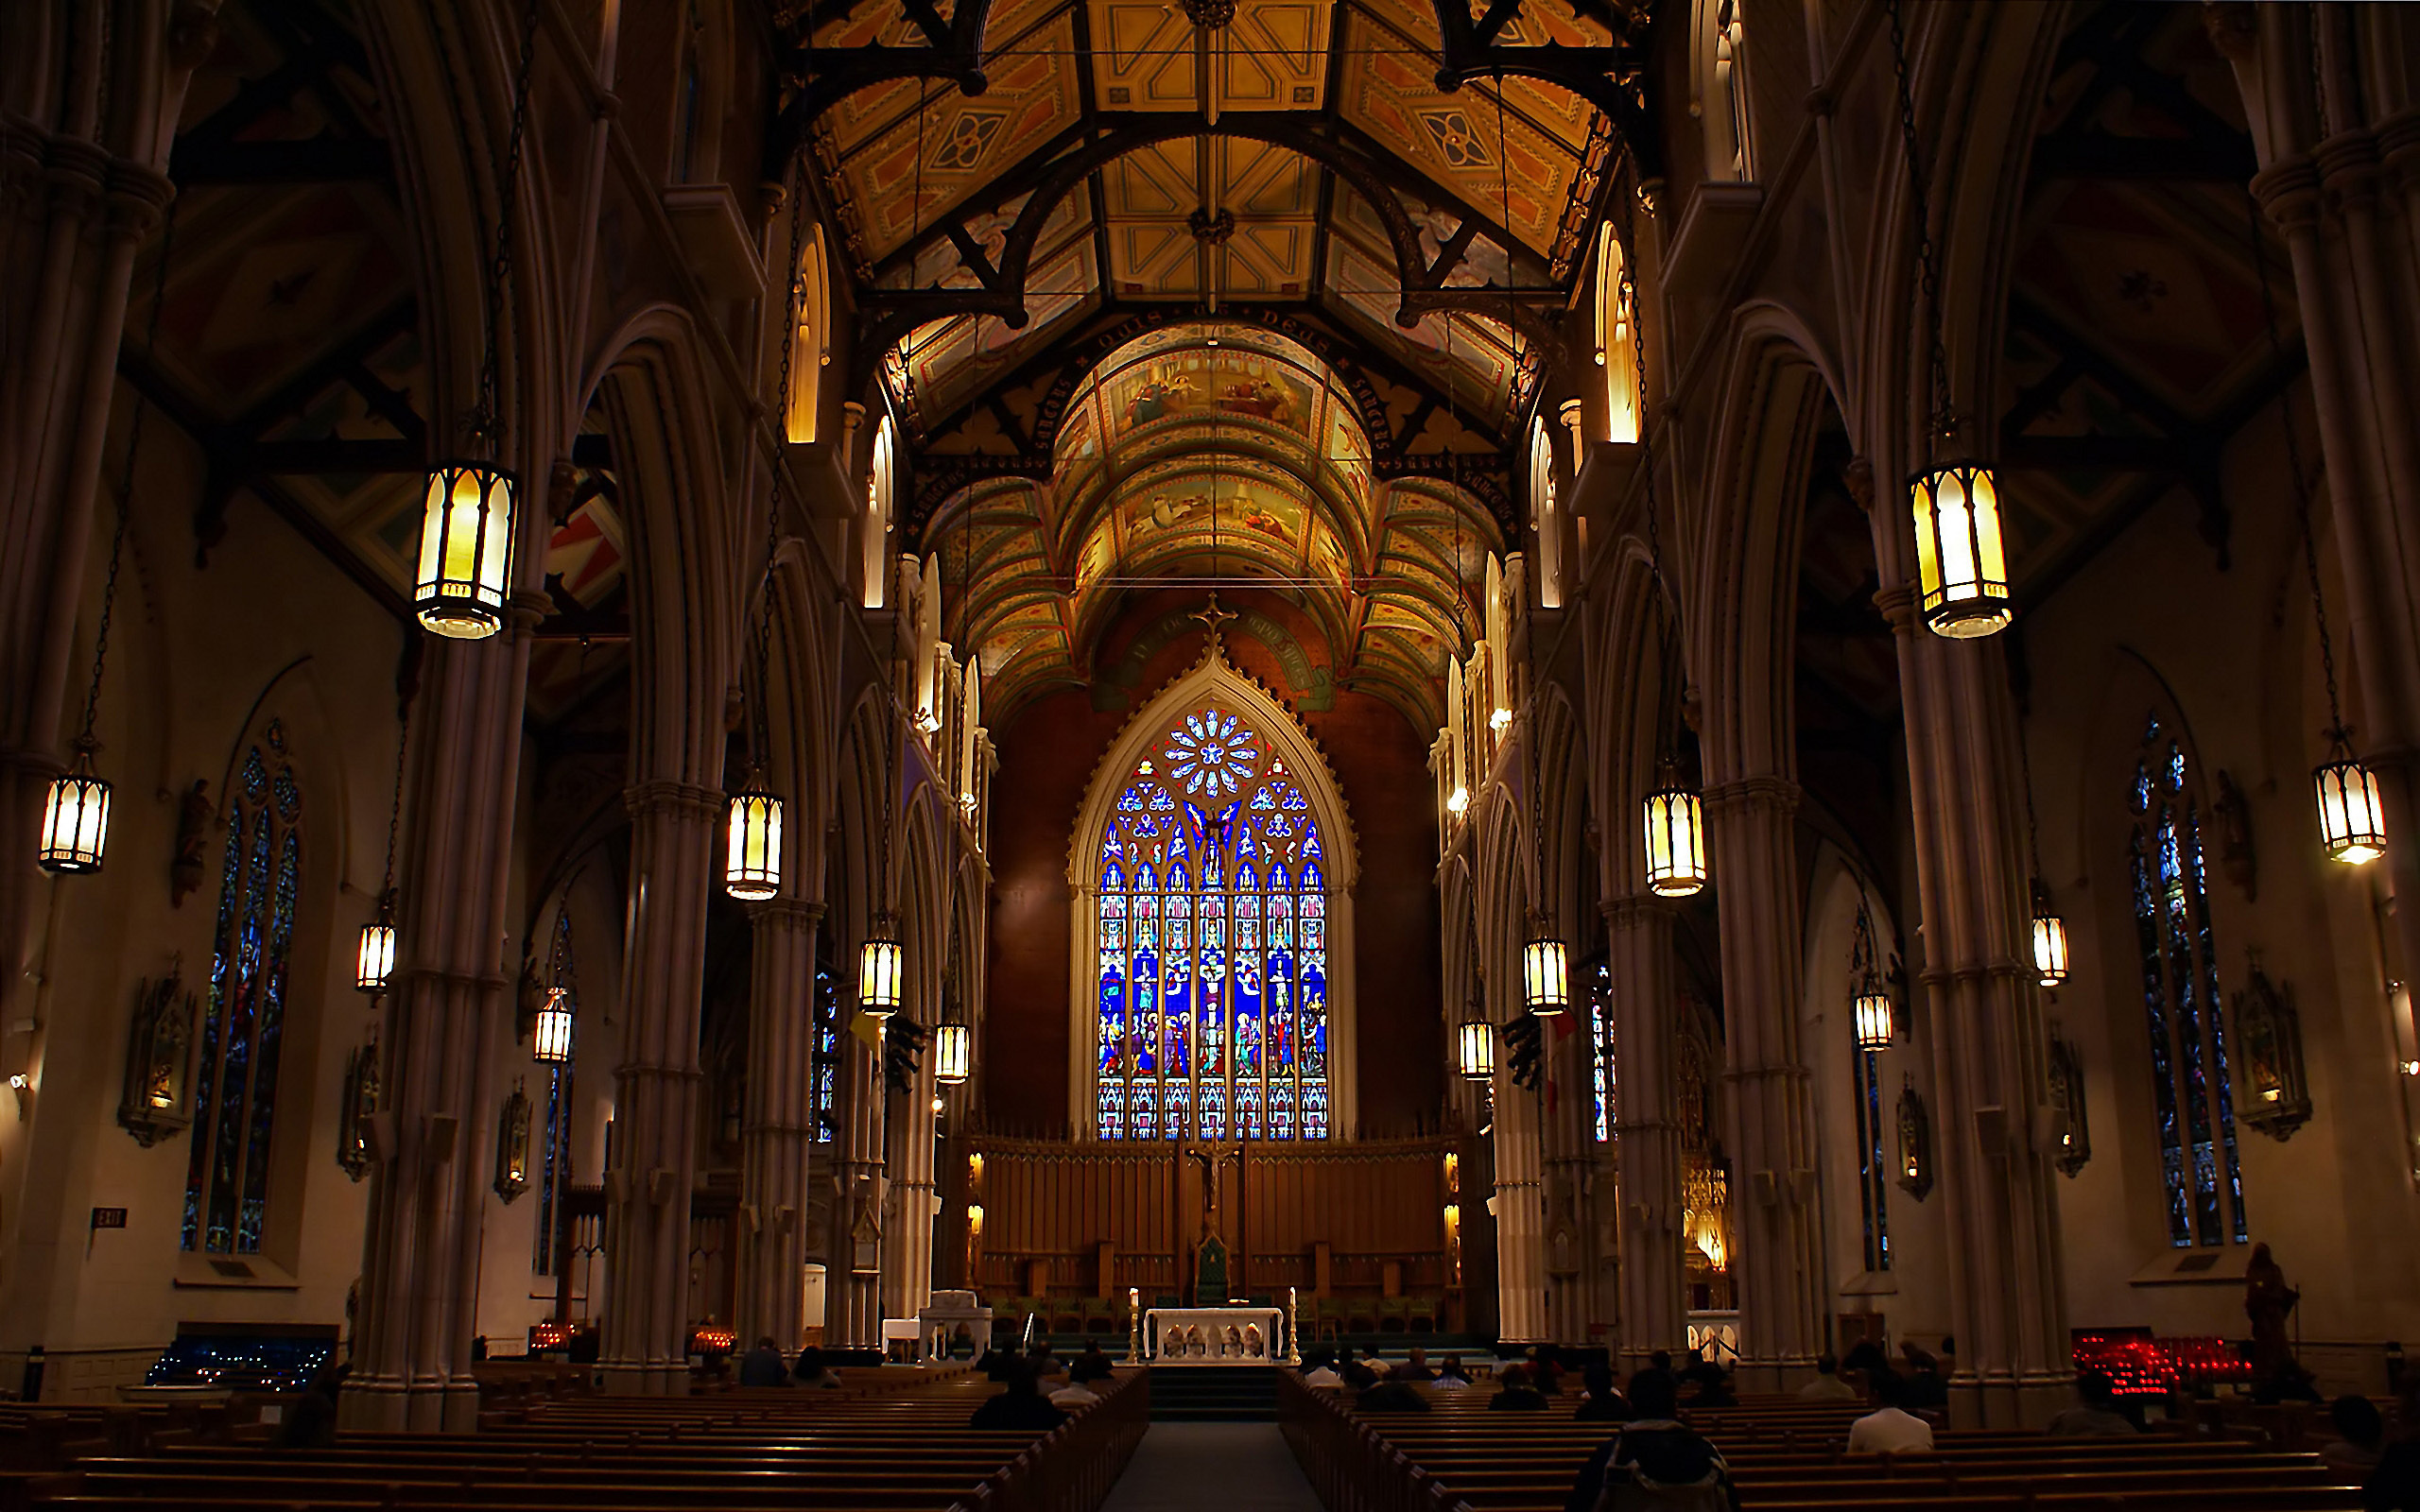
927, 322, 1501, 726
788, 0, 1650, 730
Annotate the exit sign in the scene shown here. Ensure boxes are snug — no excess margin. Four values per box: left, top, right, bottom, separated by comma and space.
90, 1208, 127, 1229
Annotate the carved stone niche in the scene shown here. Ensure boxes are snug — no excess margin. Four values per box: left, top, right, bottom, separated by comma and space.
2234, 959, 2312, 1142
1895, 1078, 1934, 1201
2048, 1032, 2092, 1177
118, 966, 199, 1147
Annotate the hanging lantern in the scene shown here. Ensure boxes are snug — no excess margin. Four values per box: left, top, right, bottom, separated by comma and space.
532, 987, 575, 1064
725, 771, 785, 900
1643, 770, 1707, 898
935, 1021, 971, 1085
2030, 880, 2070, 987
1910, 458, 2012, 639
355, 891, 398, 994
1522, 921, 1569, 1017
1853, 987, 1894, 1054
39, 740, 112, 874
413, 459, 517, 640
2314, 732, 2386, 865
859, 914, 904, 1020
1458, 1009, 1495, 1081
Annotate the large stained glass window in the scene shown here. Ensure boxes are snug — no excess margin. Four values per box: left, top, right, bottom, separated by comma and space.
1587, 959, 1614, 1143
184, 721, 302, 1254
2129, 711, 2248, 1248
1097, 705, 1328, 1141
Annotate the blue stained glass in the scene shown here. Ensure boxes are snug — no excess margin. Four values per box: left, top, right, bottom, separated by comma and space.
2129, 713, 2248, 1248
1094, 703, 1329, 1139
188, 746, 301, 1255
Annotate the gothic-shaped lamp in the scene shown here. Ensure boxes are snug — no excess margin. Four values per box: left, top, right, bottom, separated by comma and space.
2315, 731, 2386, 865
1458, 1007, 1495, 1081
1522, 918, 1568, 1017
2031, 880, 2070, 986
859, 913, 904, 1021
532, 987, 574, 1064
1643, 763, 1707, 898
725, 769, 784, 900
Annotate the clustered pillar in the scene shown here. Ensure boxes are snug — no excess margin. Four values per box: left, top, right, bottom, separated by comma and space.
1603, 895, 1685, 1377
1703, 777, 1824, 1390
738, 899, 823, 1351
599, 781, 720, 1395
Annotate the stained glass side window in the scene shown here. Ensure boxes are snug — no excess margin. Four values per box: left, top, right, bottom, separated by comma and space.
1097, 706, 1329, 1139
2129, 713, 2249, 1247
183, 722, 302, 1255
1588, 961, 1614, 1143
812, 954, 839, 1143
1852, 1045, 1891, 1272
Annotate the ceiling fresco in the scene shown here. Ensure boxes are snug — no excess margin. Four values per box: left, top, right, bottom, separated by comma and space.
919, 322, 1499, 726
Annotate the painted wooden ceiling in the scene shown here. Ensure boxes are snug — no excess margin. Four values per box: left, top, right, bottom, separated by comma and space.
925, 322, 1502, 726
797, 0, 1643, 728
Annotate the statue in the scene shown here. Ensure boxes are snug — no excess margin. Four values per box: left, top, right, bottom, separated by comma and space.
2244, 1243, 2302, 1391
169, 780, 211, 907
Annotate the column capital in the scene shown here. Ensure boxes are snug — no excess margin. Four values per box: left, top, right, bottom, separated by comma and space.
1702, 776, 1800, 816
1916, 957, 2029, 990
750, 897, 827, 927
2251, 155, 2324, 232
2377, 109, 2420, 187
624, 780, 723, 821
1873, 582, 1919, 634
2315, 130, 2384, 213
1599, 893, 1675, 930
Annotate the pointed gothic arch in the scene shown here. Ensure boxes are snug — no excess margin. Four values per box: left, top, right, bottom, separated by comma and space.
1065, 648, 1360, 1139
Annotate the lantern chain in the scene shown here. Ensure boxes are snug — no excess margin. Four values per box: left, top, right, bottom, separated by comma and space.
1884, 0, 1955, 443
2014, 699, 2047, 884
1497, 72, 1551, 932
2242, 187, 2348, 744
77, 198, 179, 751
471, 0, 544, 454
755, 183, 809, 772
1616, 163, 1685, 772
379, 689, 412, 909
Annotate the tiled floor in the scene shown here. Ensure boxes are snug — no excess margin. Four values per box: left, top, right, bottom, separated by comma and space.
1099, 1422, 1323, 1511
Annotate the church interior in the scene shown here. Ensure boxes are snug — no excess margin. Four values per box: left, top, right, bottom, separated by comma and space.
7, 0, 2420, 1504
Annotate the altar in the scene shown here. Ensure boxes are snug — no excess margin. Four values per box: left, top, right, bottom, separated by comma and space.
1144, 1306, 1286, 1364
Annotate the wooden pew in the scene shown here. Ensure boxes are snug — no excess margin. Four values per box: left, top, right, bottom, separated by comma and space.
1277, 1371, 2368, 1512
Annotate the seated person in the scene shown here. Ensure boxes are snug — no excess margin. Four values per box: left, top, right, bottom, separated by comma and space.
2365, 1380, 2420, 1508
1798, 1352, 1861, 1401
2317, 1393, 2385, 1476
1490, 1364, 1550, 1412
1563, 1369, 1741, 1512
1340, 1356, 1380, 1389
1393, 1346, 1437, 1383
1357, 1380, 1431, 1412
1433, 1354, 1473, 1388
970, 1364, 1069, 1431
737, 1335, 792, 1387
1047, 1374, 1100, 1409
1898, 1342, 1949, 1411
2046, 1370, 2138, 1437
1687, 1366, 1737, 1409
1301, 1348, 1344, 1388
790, 1346, 842, 1388
1527, 1346, 1566, 1395
1848, 1370, 1934, 1454
1072, 1340, 1114, 1383
1361, 1347, 1393, 1377
1574, 1361, 1633, 1423
1678, 1347, 1726, 1395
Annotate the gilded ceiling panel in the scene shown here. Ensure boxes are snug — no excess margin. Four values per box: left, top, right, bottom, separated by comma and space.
1086, 0, 1331, 113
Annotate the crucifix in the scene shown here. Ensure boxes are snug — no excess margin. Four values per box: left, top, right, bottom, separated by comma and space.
1192, 593, 1236, 654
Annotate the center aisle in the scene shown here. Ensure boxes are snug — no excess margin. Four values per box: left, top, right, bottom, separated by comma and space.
1098, 1421, 1323, 1512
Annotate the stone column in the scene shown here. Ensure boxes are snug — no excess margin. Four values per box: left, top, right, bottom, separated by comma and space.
1703, 778, 1823, 1391
598, 781, 719, 1395
832, 1007, 887, 1348
880, 1033, 939, 1329
1540, 988, 1594, 1345
1489, 994, 1549, 1344
1604, 894, 1685, 1377
1878, 574, 2068, 1426
0, 67, 182, 1187
2252, 142, 2420, 1007
347, 604, 544, 1432
737, 899, 821, 1349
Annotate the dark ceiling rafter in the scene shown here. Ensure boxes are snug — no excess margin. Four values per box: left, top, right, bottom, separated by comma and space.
169, 0, 391, 186
767, 0, 1001, 172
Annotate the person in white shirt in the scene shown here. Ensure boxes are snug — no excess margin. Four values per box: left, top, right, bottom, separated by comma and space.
1847, 1372, 1935, 1454
1798, 1352, 1862, 1401
1301, 1349, 1344, 1387
1048, 1380, 1099, 1409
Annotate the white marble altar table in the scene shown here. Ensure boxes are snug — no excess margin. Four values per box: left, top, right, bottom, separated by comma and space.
1144, 1306, 1284, 1363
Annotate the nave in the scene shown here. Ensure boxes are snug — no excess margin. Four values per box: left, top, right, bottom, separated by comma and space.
6, 0, 2420, 1507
